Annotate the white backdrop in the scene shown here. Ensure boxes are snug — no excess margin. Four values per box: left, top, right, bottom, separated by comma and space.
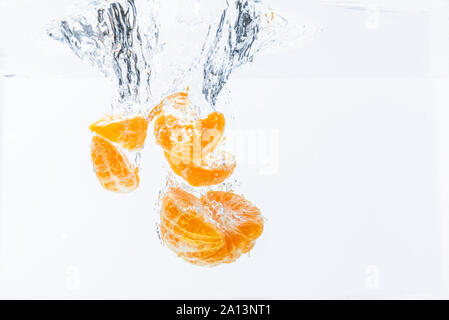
1, 0, 449, 299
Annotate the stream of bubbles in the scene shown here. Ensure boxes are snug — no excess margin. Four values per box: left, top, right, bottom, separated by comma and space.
48, 0, 312, 115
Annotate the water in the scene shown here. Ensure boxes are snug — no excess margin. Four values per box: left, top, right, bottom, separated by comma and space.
47, 0, 307, 194
1, 0, 447, 296
47, 0, 308, 113
48, 0, 157, 113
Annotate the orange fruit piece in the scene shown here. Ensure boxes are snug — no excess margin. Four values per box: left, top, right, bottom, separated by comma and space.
160, 187, 227, 266
148, 91, 193, 122
165, 151, 236, 187
89, 92, 191, 152
160, 187, 263, 266
91, 135, 140, 193
201, 191, 264, 260
160, 188, 226, 264
89, 115, 149, 151
154, 111, 225, 161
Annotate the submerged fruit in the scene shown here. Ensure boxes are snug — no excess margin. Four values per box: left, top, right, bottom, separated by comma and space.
201, 191, 264, 259
154, 111, 225, 162
165, 151, 236, 187
160, 188, 263, 266
148, 91, 193, 121
91, 135, 140, 193
160, 187, 227, 266
154, 111, 229, 186
89, 115, 149, 151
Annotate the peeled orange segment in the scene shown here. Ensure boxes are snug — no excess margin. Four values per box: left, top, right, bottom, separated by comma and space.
89, 115, 149, 151
160, 188, 227, 266
147, 103, 164, 124
147, 91, 193, 122
160, 188, 263, 266
91, 135, 140, 193
198, 112, 226, 155
154, 111, 225, 162
201, 191, 264, 257
165, 151, 236, 187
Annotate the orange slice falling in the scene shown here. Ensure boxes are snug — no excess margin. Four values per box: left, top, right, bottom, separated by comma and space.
154, 111, 225, 159
160, 188, 263, 266
201, 191, 264, 259
89, 115, 149, 151
91, 135, 140, 193
148, 91, 193, 122
160, 187, 227, 266
154, 111, 230, 186
89, 91, 193, 152
88, 92, 190, 151
165, 151, 236, 187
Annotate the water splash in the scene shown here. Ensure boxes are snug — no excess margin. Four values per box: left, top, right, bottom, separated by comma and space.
48, 0, 313, 201
48, 0, 311, 113
48, 0, 157, 112
202, 0, 290, 105
49, 1, 304, 265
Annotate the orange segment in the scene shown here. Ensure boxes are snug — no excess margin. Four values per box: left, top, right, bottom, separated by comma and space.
154, 110, 231, 186
199, 112, 226, 155
90, 115, 149, 151
165, 151, 236, 187
160, 188, 227, 266
154, 111, 225, 162
147, 91, 192, 122
160, 188, 263, 266
201, 191, 264, 258
154, 113, 190, 153
91, 135, 140, 193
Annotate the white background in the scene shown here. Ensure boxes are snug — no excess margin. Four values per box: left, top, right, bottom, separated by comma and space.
1, 0, 449, 299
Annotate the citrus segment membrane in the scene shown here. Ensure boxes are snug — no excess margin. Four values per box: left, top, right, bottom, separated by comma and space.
147, 91, 193, 122
201, 191, 264, 257
160, 188, 263, 266
165, 151, 236, 187
91, 135, 140, 193
160, 188, 227, 266
154, 111, 225, 160
90, 115, 149, 151
154, 110, 229, 186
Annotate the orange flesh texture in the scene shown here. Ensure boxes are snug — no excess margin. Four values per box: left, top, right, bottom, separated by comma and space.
160, 188, 263, 266
147, 92, 191, 122
165, 151, 236, 187
154, 111, 226, 163
91, 135, 140, 193
90, 115, 149, 151
89, 92, 190, 151
201, 191, 264, 258
160, 188, 227, 266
